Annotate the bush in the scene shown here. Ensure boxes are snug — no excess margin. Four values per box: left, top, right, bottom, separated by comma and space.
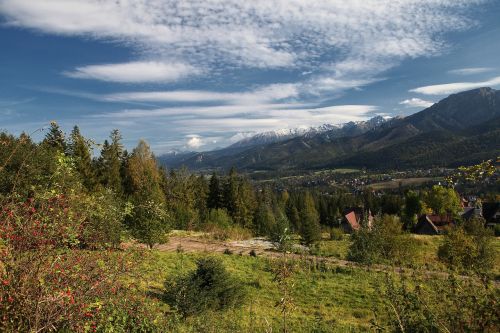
495, 224, 500, 237
438, 219, 495, 273
329, 227, 344, 241
374, 272, 500, 332
269, 214, 292, 252
348, 215, 417, 265
206, 208, 233, 229
163, 257, 246, 316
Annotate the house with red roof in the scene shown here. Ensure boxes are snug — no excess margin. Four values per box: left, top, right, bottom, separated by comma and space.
341, 208, 373, 233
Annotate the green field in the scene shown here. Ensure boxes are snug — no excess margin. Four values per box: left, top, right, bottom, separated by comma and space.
127, 250, 385, 332
121, 234, 499, 332
368, 177, 441, 190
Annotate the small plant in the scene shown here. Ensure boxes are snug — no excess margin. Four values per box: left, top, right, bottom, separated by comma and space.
163, 257, 246, 317
272, 253, 296, 333
329, 227, 344, 241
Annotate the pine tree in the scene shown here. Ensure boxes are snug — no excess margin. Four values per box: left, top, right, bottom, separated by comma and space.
98, 130, 123, 193
43, 121, 66, 152
223, 167, 239, 215
299, 192, 321, 246
254, 201, 276, 236
208, 172, 224, 209
69, 126, 96, 191
125, 140, 168, 248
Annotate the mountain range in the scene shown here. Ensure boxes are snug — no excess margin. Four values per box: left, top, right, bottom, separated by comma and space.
159, 87, 500, 171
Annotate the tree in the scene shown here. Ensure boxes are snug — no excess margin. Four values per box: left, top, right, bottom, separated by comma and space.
43, 121, 66, 152
299, 192, 321, 246
438, 218, 495, 273
402, 190, 425, 230
253, 201, 276, 236
424, 185, 461, 217
68, 126, 96, 191
348, 215, 417, 265
207, 172, 224, 209
98, 129, 124, 193
222, 168, 255, 228
163, 257, 245, 317
125, 140, 169, 248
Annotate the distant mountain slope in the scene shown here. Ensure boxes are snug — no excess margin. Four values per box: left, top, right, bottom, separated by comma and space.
229, 116, 388, 149
159, 88, 500, 171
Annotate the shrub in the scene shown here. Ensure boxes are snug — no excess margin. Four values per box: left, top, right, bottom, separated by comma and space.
206, 208, 233, 229
329, 227, 344, 241
163, 257, 246, 317
269, 214, 292, 252
127, 199, 169, 249
438, 219, 495, 273
348, 215, 417, 265
374, 272, 500, 332
495, 224, 500, 237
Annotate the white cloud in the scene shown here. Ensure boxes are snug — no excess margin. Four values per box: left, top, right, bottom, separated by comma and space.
186, 135, 203, 149
0, 0, 485, 92
399, 98, 434, 108
410, 76, 500, 95
448, 67, 493, 75
103, 83, 299, 103
63, 61, 200, 83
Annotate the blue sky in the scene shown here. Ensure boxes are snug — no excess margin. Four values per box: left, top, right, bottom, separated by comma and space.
0, 0, 499, 153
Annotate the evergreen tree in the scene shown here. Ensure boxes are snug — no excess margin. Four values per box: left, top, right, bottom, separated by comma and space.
195, 174, 209, 224
285, 200, 300, 232
68, 126, 96, 191
253, 201, 276, 236
207, 172, 223, 209
299, 192, 321, 246
98, 130, 123, 193
43, 121, 66, 152
223, 167, 239, 215
125, 140, 168, 248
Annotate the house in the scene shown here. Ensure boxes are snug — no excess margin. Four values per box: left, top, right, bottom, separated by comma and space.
482, 202, 500, 228
414, 214, 455, 235
461, 206, 482, 221
341, 208, 373, 233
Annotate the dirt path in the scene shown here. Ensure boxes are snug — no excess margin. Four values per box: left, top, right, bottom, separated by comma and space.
125, 236, 435, 276
124, 236, 499, 284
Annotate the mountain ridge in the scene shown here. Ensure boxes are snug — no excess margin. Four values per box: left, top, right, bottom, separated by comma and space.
159, 87, 500, 171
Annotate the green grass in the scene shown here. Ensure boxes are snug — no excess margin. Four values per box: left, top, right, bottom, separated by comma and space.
124, 250, 384, 332
119, 234, 500, 332
368, 177, 440, 190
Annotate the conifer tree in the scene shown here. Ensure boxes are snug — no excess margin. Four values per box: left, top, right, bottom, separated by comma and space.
125, 140, 168, 248
208, 172, 224, 209
299, 192, 321, 246
98, 129, 123, 193
69, 126, 96, 191
43, 121, 66, 152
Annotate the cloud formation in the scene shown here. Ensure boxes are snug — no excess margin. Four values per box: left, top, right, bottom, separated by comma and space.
186, 135, 203, 149
64, 61, 200, 83
0, 0, 484, 92
399, 98, 434, 108
103, 84, 299, 104
410, 76, 500, 95
448, 67, 493, 75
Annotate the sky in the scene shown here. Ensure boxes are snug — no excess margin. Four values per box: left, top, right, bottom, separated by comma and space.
0, 0, 499, 153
